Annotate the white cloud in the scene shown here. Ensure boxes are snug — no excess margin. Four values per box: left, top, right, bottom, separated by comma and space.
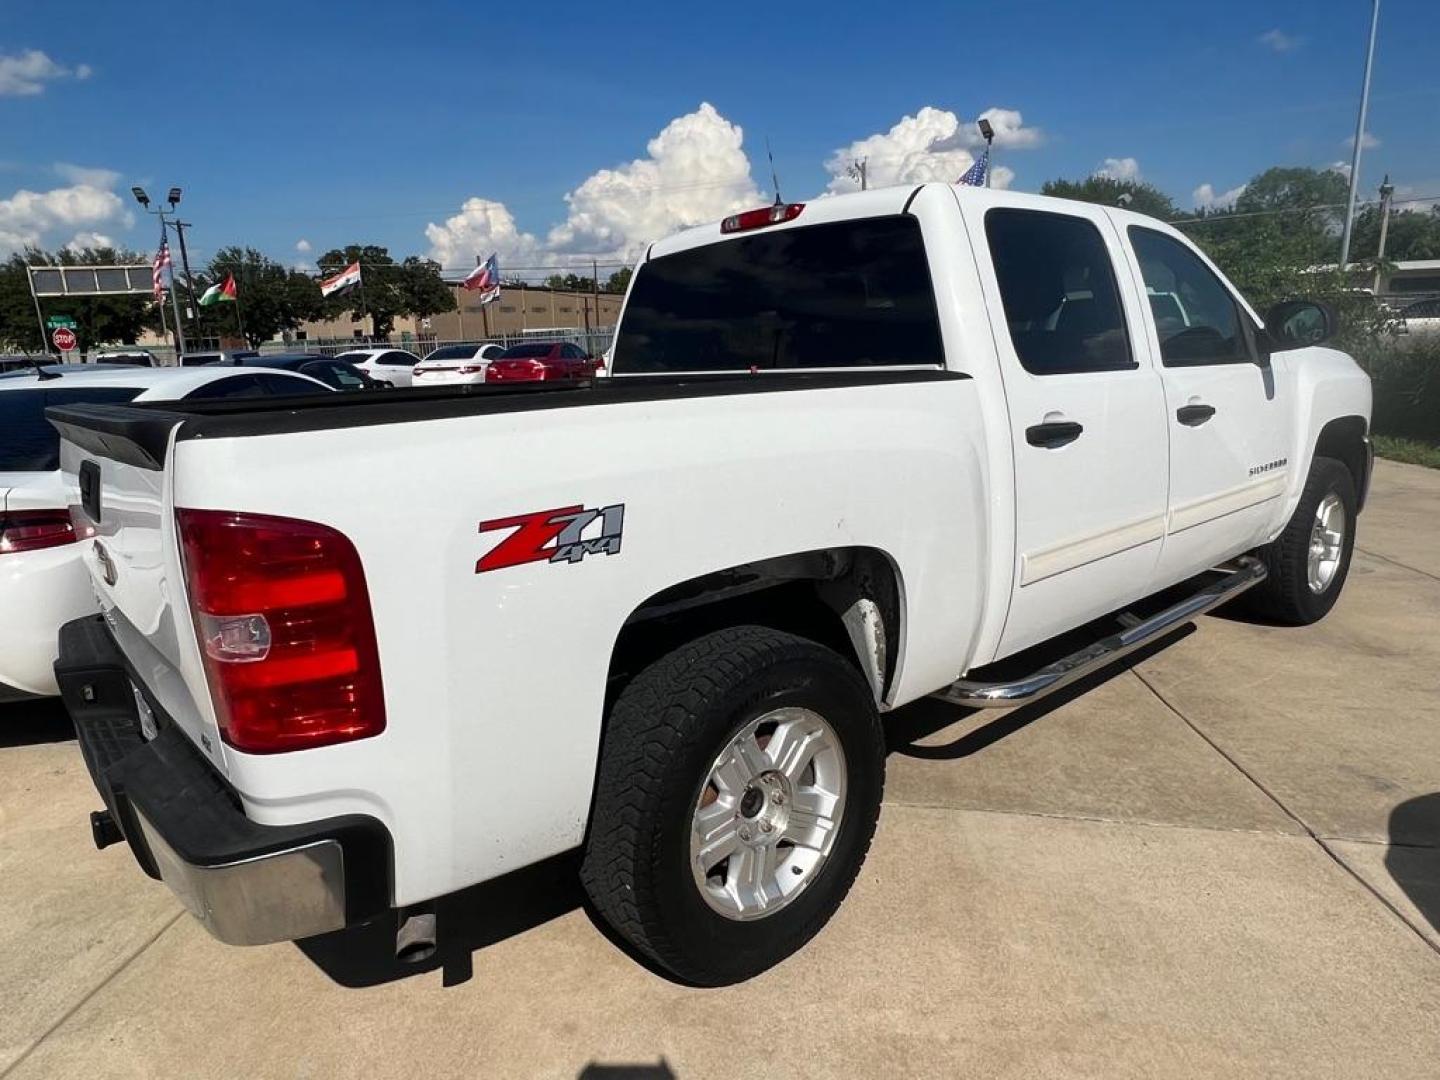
1258, 29, 1300, 53
824, 106, 1038, 195
544, 103, 761, 257
1095, 157, 1141, 182
53, 162, 121, 188
427, 103, 763, 270
0, 183, 129, 255
1343, 131, 1381, 150
0, 49, 91, 96
1193, 182, 1247, 210
66, 230, 114, 251
295, 238, 311, 253
425, 196, 544, 271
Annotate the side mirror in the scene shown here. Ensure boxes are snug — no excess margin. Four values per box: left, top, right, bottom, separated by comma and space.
1262, 300, 1337, 352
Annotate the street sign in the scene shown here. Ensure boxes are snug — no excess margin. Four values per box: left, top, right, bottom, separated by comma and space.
52, 327, 78, 352
46, 315, 78, 329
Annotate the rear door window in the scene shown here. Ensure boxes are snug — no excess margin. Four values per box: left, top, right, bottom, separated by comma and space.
615, 215, 943, 373
0, 387, 142, 471
984, 208, 1135, 375
183, 374, 267, 400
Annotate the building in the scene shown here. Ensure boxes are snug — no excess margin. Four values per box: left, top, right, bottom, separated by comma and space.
424, 284, 624, 341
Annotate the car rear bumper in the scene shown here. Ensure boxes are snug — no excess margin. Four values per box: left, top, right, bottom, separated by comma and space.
54, 614, 393, 946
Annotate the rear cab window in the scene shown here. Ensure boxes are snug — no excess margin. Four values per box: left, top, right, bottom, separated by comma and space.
0, 387, 141, 471
614, 215, 943, 373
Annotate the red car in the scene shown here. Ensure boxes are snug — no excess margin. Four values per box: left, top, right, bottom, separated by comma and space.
484, 342, 600, 383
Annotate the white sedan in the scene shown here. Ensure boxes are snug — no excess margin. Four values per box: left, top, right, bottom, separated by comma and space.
411, 343, 505, 386
332, 347, 423, 387
0, 364, 332, 701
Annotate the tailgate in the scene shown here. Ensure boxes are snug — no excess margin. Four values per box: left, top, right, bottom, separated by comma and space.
48, 404, 228, 769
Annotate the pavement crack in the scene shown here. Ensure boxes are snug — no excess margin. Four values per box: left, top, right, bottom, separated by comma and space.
885, 799, 1298, 839
1356, 546, 1440, 585
1134, 669, 1440, 960
0, 909, 185, 1079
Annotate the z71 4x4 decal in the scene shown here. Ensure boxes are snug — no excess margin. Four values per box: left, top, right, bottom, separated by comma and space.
476, 503, 625, 573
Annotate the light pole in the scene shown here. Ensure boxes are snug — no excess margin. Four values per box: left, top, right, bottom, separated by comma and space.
1373, 174, 1395, 294
977, 117, 995, 188
1339, 0, 1381, 270
132, 185, 188, 358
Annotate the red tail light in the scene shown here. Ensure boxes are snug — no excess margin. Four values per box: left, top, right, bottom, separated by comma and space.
721, 202, 804, 234
0, 509, 77, 554
457, 363, 487, 374
176, 509, 386, 754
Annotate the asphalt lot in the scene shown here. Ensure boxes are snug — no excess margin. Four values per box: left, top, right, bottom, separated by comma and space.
2, 459, 1438, 1079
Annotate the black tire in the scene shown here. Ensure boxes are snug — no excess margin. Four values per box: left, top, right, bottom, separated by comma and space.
1246, 456, 1357, 625
580, 625, 885, 985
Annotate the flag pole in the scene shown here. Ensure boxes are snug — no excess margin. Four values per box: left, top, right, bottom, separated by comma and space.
356, 263, 370, 340
232, 272, 248, 345
163, 221, 188, 358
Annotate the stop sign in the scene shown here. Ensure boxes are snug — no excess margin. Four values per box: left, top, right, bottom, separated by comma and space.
52, 327, 77, 352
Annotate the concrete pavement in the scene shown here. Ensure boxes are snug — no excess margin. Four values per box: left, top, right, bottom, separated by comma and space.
2, 459, 1437, 1079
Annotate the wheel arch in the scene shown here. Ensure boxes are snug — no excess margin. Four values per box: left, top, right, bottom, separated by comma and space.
1313, 414, 1370, 510
605, 546, 907, 707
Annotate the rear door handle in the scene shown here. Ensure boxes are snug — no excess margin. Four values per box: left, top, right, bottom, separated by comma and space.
1176, 404, 1217, 427
1025, 421, 1084, 449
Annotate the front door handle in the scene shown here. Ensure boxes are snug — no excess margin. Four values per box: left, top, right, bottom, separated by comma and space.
1026, 420, 1084, 449
1176, 403, 1217, 427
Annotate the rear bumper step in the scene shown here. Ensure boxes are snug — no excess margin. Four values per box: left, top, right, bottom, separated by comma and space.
933, 556, 1267, 710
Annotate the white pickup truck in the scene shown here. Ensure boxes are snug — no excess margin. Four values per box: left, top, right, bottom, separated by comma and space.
49, 185, 1371, 986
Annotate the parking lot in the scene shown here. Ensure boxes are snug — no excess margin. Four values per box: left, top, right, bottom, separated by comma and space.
0, 458, 1436, 1079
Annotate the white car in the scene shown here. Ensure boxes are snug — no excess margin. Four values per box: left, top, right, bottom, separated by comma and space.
410, 343, 505, 386
0, 364, 332, 701
332, 347, 423, 388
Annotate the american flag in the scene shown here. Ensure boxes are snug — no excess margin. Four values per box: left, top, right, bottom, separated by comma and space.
957, 150, 989, 187
152, 231, 172, 300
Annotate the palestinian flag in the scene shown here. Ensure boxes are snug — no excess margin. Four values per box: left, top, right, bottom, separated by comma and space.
320, 261, 363, 298
199, 273, 238, 306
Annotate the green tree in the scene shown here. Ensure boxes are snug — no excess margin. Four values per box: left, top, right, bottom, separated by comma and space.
315, 244, 455, 338
0, 246, 152, 353
1039, 175, 1180, 220
1349, 204, 1440, 263
192, 247, 325, 348
604, 266, 632, 294
544, 273, 597, 292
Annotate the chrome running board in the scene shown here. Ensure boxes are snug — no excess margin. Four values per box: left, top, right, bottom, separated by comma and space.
932, 556, 1267, 710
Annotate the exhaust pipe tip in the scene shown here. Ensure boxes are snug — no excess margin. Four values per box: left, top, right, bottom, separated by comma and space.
395, 911, 437, 964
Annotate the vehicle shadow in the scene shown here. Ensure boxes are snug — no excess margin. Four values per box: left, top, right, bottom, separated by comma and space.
0, 697, 74, 748
298, 619, 1198, 990
297, 849, 585, 989
1385, 793, 1440, 937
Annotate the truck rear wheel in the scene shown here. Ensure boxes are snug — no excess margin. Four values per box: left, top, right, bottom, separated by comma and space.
581, 625, 885, 985
1246, 455, 1357, 625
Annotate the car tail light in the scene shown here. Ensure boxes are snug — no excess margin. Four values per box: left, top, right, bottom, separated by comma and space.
721, 202, 804, 234
0, 509, 77, 554
176, 509, 385, 754
457, 363, 487, 375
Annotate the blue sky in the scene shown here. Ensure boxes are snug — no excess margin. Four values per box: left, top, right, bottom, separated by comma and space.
3, 0, 1437, 276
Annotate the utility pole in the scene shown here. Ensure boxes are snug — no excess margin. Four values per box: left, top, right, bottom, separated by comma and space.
592, 258, 600, 341
1339, 0, 1381, 270
1373, 174, 1395, 295
172, 219, 201, 341
163, 220, 187, 358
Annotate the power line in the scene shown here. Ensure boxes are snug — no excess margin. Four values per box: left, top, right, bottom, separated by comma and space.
1171, 192, 1439, 227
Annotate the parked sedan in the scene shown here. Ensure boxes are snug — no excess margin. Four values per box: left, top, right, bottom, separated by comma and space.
181, 349, 260, 366
411, 343, 505, 386
484, 341, 601, 383
231, 353, 385, 391
0, 365, 331, 701
333, 347, 423, 387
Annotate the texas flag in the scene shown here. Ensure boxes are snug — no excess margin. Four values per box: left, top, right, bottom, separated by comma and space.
462, 253, 501, 303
